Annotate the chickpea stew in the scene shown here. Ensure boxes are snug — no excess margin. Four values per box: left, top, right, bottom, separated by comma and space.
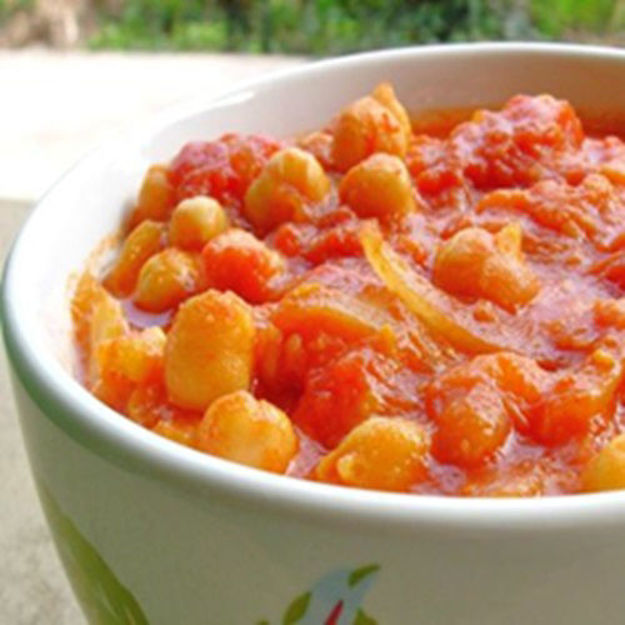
72, 84, 625, 496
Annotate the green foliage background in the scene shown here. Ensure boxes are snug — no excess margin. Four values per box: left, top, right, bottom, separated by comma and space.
4, 0, 625, 53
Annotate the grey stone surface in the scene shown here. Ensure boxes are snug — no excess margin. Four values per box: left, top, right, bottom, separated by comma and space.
0, 50, 304, 624
0, 199, 84, 624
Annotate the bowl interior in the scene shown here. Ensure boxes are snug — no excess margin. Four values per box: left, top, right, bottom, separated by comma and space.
19, 44, 625, 372
8, 43, 625, 522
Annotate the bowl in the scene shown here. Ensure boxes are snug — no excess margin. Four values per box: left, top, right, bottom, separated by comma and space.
5, 43, 625, 625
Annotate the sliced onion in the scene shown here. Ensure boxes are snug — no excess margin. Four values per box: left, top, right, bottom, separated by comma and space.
272, 282, 393, 342
360, 223, 505, 355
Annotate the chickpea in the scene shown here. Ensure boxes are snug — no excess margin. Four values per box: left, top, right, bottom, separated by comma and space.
87, 285, 128, 350
117, 327, 165, 384
332, 87, 410, 172
94, 326, 166, 387
244, 147, 331, 234
72, 273, 128, 368
197, 390, 298, 473
339, 153, 416, 221
372, 82, 412, 139
463, 464, 547, 497
153, 419, 198, 448
103, 220, 166, 297
582, 434, 625, 492
169, 196, 229, 251
133, 247, 204, 313
297, 131, 334, 169
87, 288, 128, 385
90, 326, 166, 409
315, 417, 430, 492
476, 224, 541, 311
128, 164, 175, 229
433, 224, 539, 312
434, 227, 491, 297
431, 385, 511, 468
127, 383, 198, 435
165, 290, 255, 411
126, 384, 164, 428
202, 228, 284, 304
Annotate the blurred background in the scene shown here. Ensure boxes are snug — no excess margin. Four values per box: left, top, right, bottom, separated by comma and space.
3, 0, 625, 201
2, 2, 625, 624
2, 0, 625, 52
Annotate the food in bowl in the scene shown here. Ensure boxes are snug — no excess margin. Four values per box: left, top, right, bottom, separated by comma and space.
72, 81, 625, 496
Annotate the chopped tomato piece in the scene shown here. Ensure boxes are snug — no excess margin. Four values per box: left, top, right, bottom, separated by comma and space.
170, 134, 282, 207
202, 229, 285, 304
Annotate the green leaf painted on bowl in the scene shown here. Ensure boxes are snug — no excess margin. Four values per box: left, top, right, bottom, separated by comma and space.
282, 591, 311, 624
262, 564, 381, 625
353, 609, 378, 625
39, 486, 149, 625
348, 564, 380, 588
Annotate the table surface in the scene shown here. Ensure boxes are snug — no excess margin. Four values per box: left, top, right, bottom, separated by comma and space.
0, 200, 85, 624
0, 51, 303, 625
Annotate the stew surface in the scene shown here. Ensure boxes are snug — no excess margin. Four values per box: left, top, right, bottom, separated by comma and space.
73, 83, 625, 496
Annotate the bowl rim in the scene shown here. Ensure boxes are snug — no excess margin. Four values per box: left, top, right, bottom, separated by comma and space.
6, 41, 625, 532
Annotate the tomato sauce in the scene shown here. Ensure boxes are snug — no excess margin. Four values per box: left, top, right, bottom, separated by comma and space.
73, 84, 625, 496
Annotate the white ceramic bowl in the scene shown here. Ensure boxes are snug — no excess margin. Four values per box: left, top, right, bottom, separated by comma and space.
5, 43, 625, 625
